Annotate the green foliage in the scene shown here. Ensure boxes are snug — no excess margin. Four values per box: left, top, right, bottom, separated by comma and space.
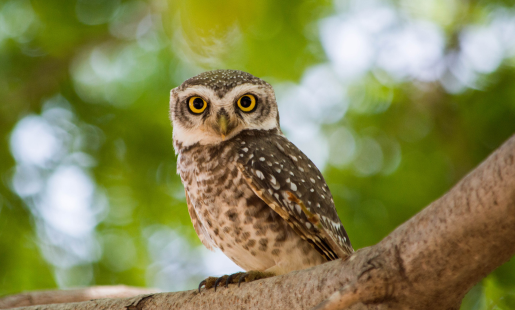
0, 0, 514, 307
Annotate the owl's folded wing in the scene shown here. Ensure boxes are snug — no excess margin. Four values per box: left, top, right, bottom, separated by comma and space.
236, 133, 353, 260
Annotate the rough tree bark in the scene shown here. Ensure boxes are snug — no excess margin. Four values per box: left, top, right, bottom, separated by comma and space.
1, 134, 514, 310
0, 286, 158, 309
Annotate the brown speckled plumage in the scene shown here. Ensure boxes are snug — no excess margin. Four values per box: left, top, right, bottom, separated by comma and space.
170, 70, 353, 276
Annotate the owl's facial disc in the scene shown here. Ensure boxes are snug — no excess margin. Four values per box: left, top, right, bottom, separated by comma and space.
170, 70, 281, 148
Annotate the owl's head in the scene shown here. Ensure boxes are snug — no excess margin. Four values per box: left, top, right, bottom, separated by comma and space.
170, 70, 281, 149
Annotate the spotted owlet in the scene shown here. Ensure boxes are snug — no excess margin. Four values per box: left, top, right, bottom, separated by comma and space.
170, 70, 353, 290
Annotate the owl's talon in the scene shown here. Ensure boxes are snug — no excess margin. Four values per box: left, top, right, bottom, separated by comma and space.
225, 272, 244, 288
214, 275, 227, 292
198, 276, 218, 292
225, 274, 234, 288
198, 279, 206, 293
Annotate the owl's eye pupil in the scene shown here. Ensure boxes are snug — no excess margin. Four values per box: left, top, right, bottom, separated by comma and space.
193, 97, 205, 109
240, 96, 252, 108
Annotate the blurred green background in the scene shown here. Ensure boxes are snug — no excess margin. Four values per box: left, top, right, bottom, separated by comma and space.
1, 0, 515, 308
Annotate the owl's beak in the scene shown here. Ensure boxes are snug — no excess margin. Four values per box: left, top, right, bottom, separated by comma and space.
218, 114, 228, 140
215, 113, 234, 141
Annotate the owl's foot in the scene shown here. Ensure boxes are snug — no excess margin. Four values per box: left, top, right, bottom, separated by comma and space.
198, 271, 274, 292
198, 275, 230, 292
236, 270, 275, 287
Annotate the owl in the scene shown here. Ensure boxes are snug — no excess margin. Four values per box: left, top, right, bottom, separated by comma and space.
170, 70, 353, 291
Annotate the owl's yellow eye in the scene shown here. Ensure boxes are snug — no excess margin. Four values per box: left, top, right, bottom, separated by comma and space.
188, 96, 207, 114
237, 94, 257, 112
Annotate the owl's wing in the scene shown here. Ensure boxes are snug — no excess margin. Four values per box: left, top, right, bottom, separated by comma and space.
236, 132, 353, 260
185, 190, 215, 251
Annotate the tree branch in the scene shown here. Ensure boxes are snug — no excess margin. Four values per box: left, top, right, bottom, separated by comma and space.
2, 134, 515, 310
0, 286, 158, 309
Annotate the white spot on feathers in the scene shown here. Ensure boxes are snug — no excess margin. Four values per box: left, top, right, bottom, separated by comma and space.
259, 157, 265, 161
255, 170, 265, 180
305, 222, 312, 229
242, 147, 249, 152
310, 178, 316, 183
290, 155, 298, 162
291, 183, 297, 191
272, 184, 281, 191
271, 176, 281, 190
276, 142, 285, 152
270, 175, 277, 185
295, 204, 301, 214
332, 221, 341, 230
